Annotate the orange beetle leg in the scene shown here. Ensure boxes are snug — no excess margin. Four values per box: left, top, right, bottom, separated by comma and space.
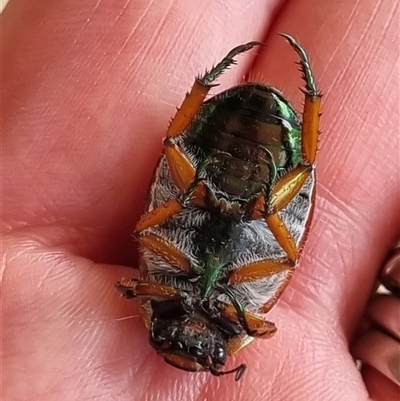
115, 278, 178, 299
135, 199, 183, 233
165, 354, 205, 372
261, 272, 294, 313
164, 141, 196, 193
302, 96, 321, 164
167, 81, 210, 139
270, 166, 311, 211
163, 353, 205, 372
135, 153, 208, 235
280, 34, 321, 164
138, 233, 192, 273
250, 196, 298, 262
250, 194, 265, 220
190, 182, 207, 208
220, 304, 277, 339
227, 334, 254, 356
167, 41, 264, 139
265, 213, 298, 262
228, 259, 294, 285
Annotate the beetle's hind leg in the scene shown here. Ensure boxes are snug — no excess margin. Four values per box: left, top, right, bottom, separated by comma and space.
164, 42, 265, 203
137, 42, 265, 233
279, 33, 322, 164
249, 35, 321, 262
167, 41, 264, 139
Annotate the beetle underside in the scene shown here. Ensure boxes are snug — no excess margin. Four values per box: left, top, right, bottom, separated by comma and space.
116, 34, 321, 379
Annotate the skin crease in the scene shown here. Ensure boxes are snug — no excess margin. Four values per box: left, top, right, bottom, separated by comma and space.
2, 0, 399, 400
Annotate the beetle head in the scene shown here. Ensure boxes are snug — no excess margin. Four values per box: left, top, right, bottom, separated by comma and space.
149, 299, 245, 379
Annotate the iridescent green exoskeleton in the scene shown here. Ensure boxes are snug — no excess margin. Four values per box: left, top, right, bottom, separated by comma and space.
116, 34, 321, 380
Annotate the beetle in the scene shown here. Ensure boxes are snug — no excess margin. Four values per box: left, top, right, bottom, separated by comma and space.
116, 34, 321, 380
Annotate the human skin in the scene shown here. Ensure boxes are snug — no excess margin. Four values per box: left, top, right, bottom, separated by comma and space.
2, 0, 399, 400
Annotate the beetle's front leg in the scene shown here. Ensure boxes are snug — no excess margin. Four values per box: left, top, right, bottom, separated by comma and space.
115, 278, 179, 299
219, 302, 277, 339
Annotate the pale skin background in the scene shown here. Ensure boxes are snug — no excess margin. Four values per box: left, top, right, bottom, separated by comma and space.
2, 0, 399, 400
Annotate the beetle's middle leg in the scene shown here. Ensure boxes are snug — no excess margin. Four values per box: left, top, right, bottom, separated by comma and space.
256, 165, 314, 262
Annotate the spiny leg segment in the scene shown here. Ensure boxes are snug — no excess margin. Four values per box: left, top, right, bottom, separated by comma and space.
136, 42, 264, 234
253, 34, 321, 262
279, 33, 321, 164
137, 36, 321, 264
167, 41, 265, 139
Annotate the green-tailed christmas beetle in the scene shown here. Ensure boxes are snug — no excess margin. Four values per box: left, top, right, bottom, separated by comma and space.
116, 34, 321, 380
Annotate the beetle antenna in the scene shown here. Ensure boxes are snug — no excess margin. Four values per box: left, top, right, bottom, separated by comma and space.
210, 363, 247, 381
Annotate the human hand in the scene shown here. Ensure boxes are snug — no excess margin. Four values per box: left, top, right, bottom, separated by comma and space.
3, 0, 399, 400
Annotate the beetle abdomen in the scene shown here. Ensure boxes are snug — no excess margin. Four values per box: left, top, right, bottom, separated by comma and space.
143, 155, 315, 313
183, 84, 302, 200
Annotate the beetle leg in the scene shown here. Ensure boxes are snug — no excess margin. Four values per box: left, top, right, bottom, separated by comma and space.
269, 165, 312, 211
181, 154, 215, 203
115, 278, 179, 299
280, 34, 322, 164
135, 184, 207, 233
162, 353, 205, 372
219, 302, 277, 339
164, 139, 207, 205
227, 334, 254, 356
136, 140, 206, 233
163, 353, 246, 381
227, 259, 294, 315
266, 212, 298, 262
164, 140, 196, 193
137, 233, 192, 273
162, 42, 265, 214
251, 195, 298, 262
228, 259, 294, 285
135, 199, 183, 233
250, 165, 312, 262
167, 41, 264, 139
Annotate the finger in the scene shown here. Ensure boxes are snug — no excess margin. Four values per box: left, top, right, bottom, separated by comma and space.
361, 365, 400, 401
250, 0, 400, 333
2, 0, 281, 262
351, 245, 400, 397
2, 2, 281, 401
238, 0, 399, 400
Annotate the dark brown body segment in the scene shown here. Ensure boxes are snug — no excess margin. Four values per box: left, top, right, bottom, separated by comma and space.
182, 84, 302, 200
